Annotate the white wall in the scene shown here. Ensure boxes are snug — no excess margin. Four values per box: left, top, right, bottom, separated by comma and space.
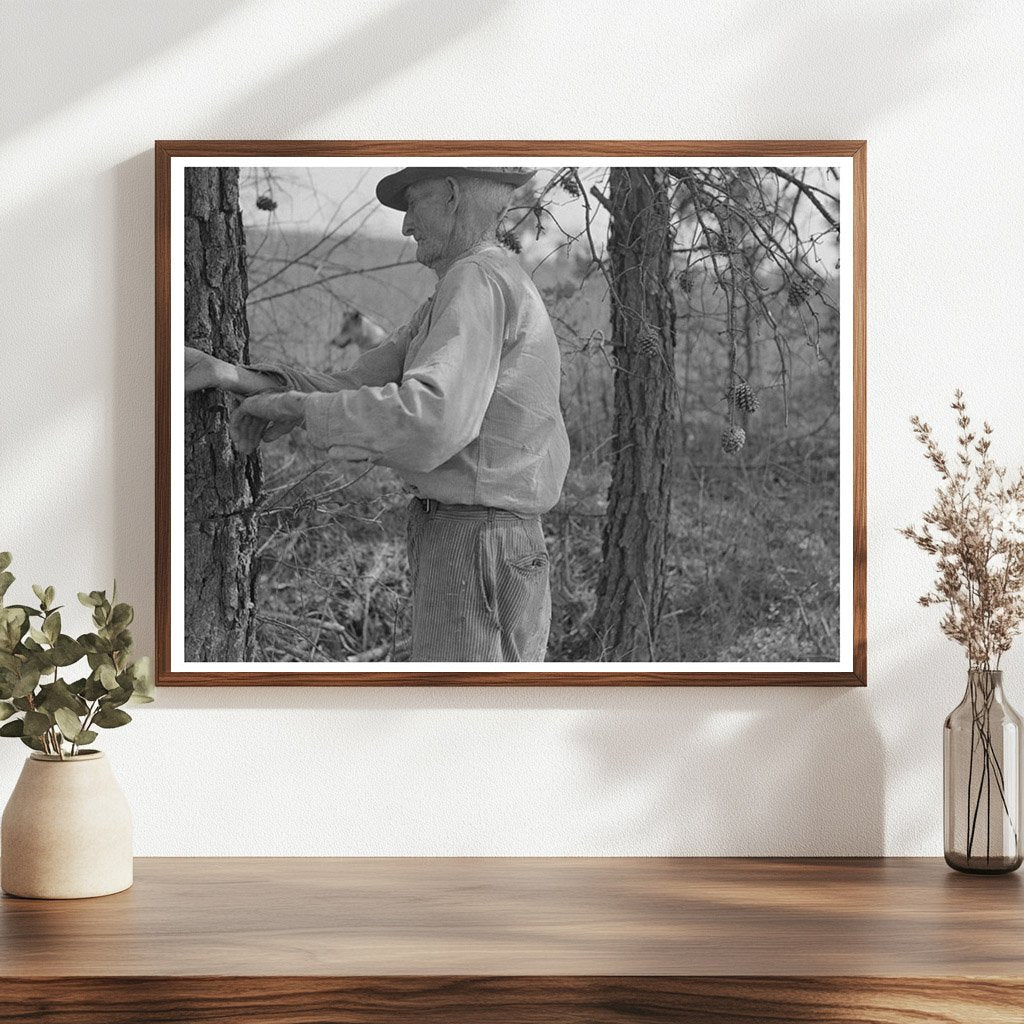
1, 0, 1022, 856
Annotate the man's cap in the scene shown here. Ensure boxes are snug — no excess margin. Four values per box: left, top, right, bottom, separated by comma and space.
375, 167, 536, 212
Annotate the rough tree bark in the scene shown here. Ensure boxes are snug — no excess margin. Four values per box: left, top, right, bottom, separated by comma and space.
589, 168, 676, 660
183, 167, 261, 661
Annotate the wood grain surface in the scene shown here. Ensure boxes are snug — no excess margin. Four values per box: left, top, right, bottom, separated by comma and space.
3, 856, 1023, 976
1, 976, 1022, 1024
2, 857, 1023, 1021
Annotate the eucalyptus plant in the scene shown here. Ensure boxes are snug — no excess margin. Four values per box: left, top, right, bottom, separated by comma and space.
0, 553, 153, 759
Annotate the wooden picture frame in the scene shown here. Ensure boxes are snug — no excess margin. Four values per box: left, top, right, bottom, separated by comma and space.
155, 141, 866, 686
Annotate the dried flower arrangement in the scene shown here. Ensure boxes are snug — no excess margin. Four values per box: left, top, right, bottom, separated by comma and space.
902, 391, 1024, 870
901, 391, 1024, 670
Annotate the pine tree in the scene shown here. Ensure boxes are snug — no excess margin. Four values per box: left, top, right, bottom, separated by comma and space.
183, 167, 261, 661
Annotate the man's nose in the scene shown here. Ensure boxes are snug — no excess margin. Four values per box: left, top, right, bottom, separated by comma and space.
401, 213, 414, 236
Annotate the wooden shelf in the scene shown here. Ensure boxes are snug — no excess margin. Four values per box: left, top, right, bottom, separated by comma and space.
2, 857, 1022, 1022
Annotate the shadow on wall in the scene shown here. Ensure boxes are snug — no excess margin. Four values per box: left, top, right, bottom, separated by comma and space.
569, 686, 885, 856
139, 680, 885, 857
2, 0, 506, 143
202, 0, 506, 137
0, 1, 247, 139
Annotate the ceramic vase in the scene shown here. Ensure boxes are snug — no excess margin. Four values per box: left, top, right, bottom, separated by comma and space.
1, 750, 133, 898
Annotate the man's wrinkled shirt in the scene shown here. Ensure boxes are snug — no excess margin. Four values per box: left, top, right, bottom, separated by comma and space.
254, 243, 570, 515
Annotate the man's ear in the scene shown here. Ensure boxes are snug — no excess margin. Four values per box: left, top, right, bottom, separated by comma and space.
444, 176, 461, 211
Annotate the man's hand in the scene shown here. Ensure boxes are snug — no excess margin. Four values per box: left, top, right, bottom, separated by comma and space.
229, 392, 307, 455
184, 347, 232, 393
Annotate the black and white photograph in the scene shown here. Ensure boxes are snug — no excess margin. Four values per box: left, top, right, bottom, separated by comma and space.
157, 144, 864, 684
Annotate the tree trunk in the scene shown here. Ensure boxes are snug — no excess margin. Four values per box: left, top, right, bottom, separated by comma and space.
183, 167, 261, 662
590, 168, 676, 660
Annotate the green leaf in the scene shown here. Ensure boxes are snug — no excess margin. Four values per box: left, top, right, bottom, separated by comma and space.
32, 584, 48, 609
83, 675, 107, 701
113, 629, 134, 654
11, 665, 41, 699
0, 571, 14, 601
42, 611, 60, 644
28, 627, 49, 646
54, 707, 85, 741
128, 657, 154, 700
103, 685, 132, 708
36, 678, 88, 717
7, 604, 42, 619
0, 606, 27, 651
19, 734, 45, 752
110, 603, 134, 629
79, 634, 112, 655
74, 730, 98, 746
0, 553, 11, 573
0, 660, 19, 696
78, 591, 100, 608
80, 630, 112, 655
50, 635, 86, 667
44, 586, 55, 608
98, 664, 118, 690
0, 718, 24, 737
92, 705, 131, 729
3, 606, 27, 628
0, 700, 15, 721
22, 710, 51, 738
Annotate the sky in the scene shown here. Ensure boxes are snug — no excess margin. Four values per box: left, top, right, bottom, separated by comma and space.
236, 164, 839, 271
237, 165, 604, 267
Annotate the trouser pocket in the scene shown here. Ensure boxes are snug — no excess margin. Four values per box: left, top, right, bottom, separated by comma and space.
484, 519, 551, 662
408, 511, 551, 663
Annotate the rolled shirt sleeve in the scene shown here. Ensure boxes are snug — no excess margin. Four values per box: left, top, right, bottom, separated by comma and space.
302, 262, 505, 473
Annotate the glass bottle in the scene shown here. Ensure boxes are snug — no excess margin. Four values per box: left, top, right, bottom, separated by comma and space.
944, 669, 1022, 873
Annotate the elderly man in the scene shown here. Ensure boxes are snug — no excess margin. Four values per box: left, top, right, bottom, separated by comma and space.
185, 166, 570, 662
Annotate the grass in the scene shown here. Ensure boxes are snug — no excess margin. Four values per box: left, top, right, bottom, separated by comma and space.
252, 439, 839, 664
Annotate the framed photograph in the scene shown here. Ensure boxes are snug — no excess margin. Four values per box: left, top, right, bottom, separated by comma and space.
155, 141, 865, 686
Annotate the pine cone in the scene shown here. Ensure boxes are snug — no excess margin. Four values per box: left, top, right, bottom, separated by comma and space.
787, 277, 810, 306
729, 379, 759, 413
721, 425, 746, 454
638, 330, 660, 360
